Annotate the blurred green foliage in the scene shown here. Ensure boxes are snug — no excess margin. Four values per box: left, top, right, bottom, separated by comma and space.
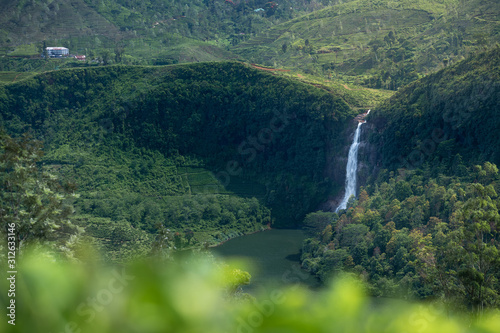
1, 249, 500, 333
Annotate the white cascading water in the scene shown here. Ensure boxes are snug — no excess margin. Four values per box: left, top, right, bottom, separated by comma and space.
336, 110, 369, 212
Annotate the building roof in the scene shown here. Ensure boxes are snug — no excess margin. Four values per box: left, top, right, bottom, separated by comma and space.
46, 47, 69, 50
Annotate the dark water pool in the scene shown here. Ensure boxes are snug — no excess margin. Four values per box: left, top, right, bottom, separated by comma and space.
212, 229, 320, 290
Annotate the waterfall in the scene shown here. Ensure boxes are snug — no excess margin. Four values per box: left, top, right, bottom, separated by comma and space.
336, 122, 364, 212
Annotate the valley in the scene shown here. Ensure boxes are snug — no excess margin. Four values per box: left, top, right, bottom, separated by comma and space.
0, 1, 500, 332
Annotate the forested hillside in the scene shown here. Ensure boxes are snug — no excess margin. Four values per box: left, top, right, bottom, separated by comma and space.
370, 46, 500, 169
0, 0, 328, 46
301, 47, 500, 313
0, 61, 351, 260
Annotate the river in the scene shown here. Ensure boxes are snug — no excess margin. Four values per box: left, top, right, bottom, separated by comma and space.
212, 229, 320, 291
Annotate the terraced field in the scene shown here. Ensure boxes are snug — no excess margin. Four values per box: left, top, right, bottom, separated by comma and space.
177, 167, 267, 199
0, 71, 35, 83
230, 0, 500, 88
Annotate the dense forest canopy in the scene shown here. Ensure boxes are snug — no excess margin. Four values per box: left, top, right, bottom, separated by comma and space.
301, 46, 500, 313
370, 47, 500, 169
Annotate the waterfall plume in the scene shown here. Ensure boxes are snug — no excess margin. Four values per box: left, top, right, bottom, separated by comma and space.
336, 122, 364, 212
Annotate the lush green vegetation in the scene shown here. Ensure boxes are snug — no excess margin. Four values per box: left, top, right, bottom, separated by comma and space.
1, 249, 500, 333
277, 69, 395, 109
232, 0, 500, 89
301, 47, 500, 314
3, 0, 498, 92
1, 1, 499, 328
0, 131, 82, 256
302, 162, 500, 311
0, 0, 329, 48
0, 0, 331, 68
0, 71, 36, 84
370, 46, 500, 168
0, 61, 352, 259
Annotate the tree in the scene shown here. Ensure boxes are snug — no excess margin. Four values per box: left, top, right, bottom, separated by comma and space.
115, 46, 125, 63
222, 265, 251, 295
101, 50, 111, 65
339, 224, 368, 249
303, 211, 335, 235
384, 31, 397, 46
87, 49, 95, 61
321, 224, 333, 243
0, 131, 81, 255
150, 222, 172, 258
184, 229, 194, 245
453, 183, 500, 314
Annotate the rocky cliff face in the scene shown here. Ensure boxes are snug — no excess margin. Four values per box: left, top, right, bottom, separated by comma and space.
357, 121, 380, 191
320, 119, 355, 211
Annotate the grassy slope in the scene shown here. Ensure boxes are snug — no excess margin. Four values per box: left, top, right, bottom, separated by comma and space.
0, 0, 332, 68
231, 0, 500, 88
0, 0, 122, 45
276, 70, 394, 109
2, 0, 498, 84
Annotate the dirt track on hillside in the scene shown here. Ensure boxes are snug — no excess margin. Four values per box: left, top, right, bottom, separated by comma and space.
250, 64, 290, 72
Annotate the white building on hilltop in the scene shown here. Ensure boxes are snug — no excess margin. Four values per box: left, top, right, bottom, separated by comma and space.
46, 47, 69, 58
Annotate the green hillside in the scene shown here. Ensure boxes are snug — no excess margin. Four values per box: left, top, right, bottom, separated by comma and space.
0, 0, 121, 47
301, 47, 500, 311
0, 0, 333, 70
1, 0, 500, 322
0, 61, 352, 260
231, 0, 500, 89
369, 46, 500, 169
1, 0, 498, 87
